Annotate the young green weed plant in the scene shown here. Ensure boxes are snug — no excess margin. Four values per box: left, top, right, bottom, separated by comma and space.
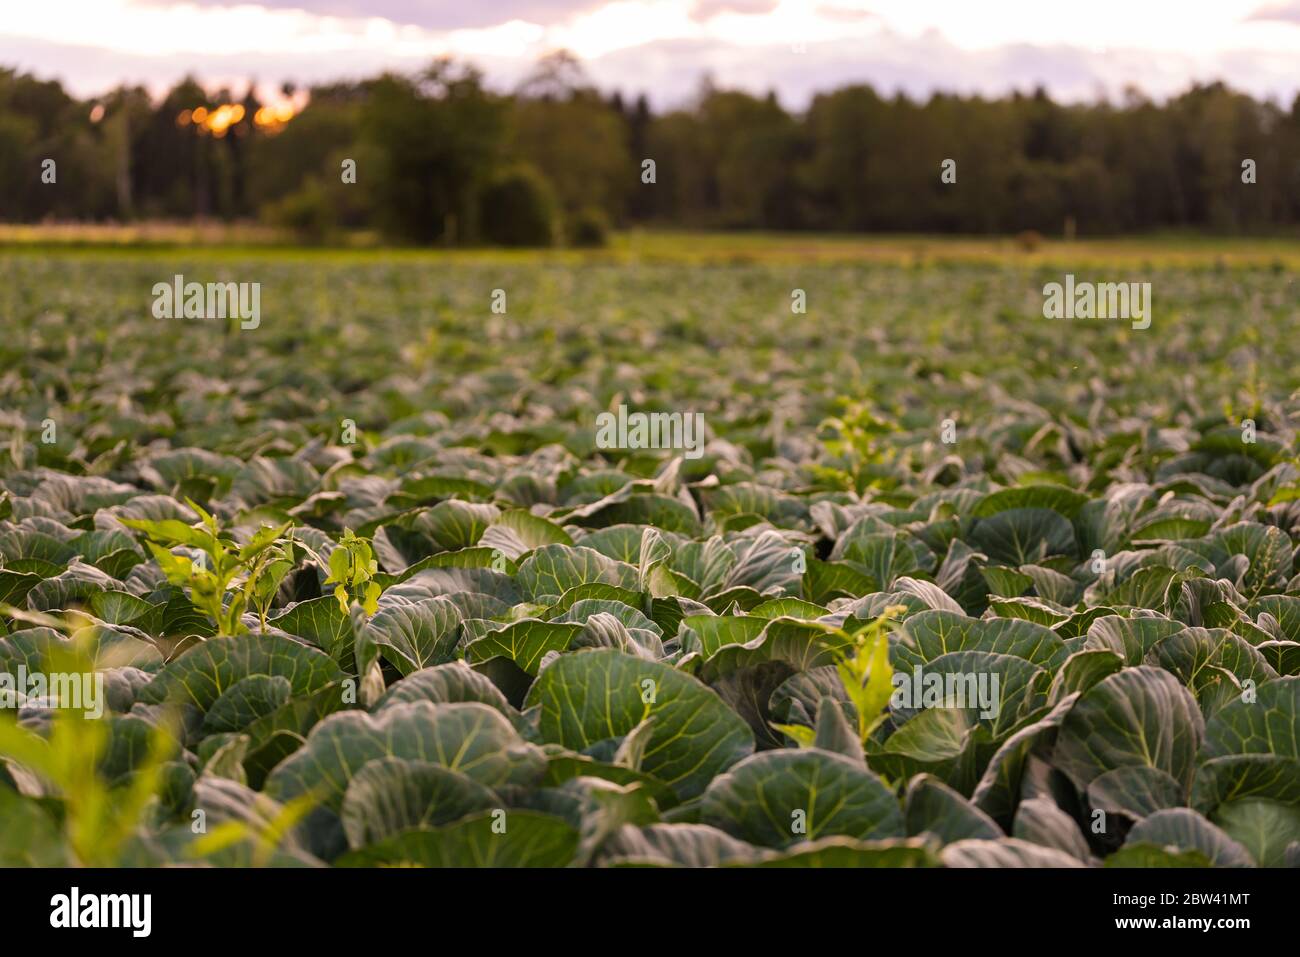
0, 619, 179, 866
122, 499, 292, 636
303, 529, 382, 616
813, 399, 902, 494
773, 605, 904, 748
186, 791, 319, 868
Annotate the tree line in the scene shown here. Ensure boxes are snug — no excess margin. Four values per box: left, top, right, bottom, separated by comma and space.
2, 52, 1298, 243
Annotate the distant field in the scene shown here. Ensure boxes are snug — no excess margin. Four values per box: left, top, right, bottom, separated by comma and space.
5, 222, 1300, 268
618, 230, 1300, 268
0, 244, 1298, 868
4, 247, 1296, 423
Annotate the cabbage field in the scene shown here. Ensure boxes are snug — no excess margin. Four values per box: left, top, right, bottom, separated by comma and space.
1, 245, 1298, 868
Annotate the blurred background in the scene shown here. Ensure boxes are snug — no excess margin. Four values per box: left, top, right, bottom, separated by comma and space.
3, 0, 1300, 245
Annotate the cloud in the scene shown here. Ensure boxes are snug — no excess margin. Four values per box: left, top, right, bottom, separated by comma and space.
582, 28, 1300, 109
816, 4, 875, 22
7, 2, 1300, 109
1246, 2, 1300, 22
689, 0, 780, 19
127, 0, 604, 31
0, 32, 436, 97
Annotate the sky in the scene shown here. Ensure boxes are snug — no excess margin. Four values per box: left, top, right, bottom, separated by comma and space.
5, 0, 1300, 108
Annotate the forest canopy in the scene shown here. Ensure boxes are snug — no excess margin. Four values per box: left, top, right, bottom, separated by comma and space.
2, 52, 1299, 242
